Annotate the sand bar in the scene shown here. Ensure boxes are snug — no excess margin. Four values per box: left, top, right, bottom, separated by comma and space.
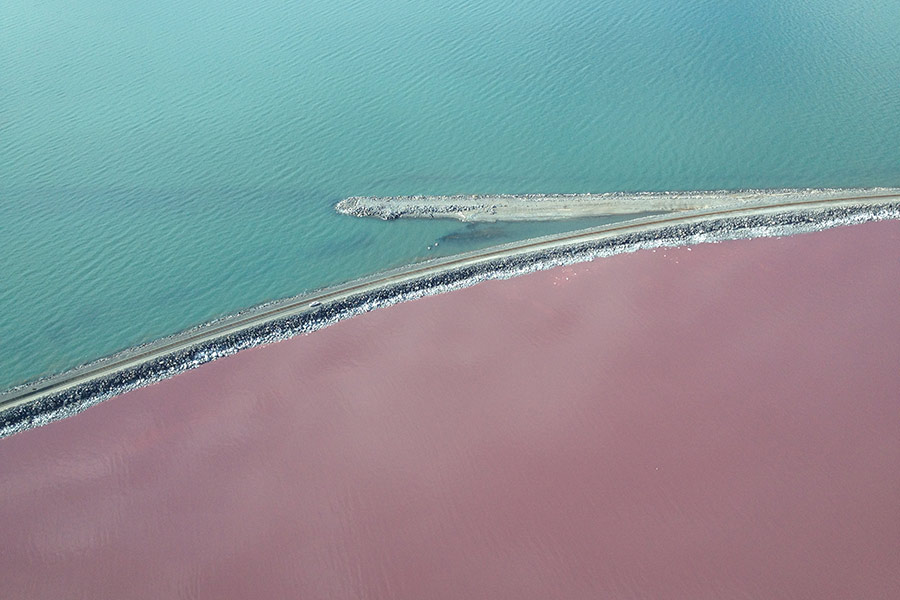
336, 187, 900, 221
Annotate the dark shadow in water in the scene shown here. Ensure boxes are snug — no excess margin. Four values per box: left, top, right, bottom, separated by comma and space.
437, 223, 509, 246
435, 212, 666, 249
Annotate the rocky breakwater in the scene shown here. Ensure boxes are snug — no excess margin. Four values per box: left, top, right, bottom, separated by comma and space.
336, 188, 900, 222
335, 195, 492, 220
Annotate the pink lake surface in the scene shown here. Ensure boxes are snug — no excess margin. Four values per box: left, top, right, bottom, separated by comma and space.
2, 221, 900, 599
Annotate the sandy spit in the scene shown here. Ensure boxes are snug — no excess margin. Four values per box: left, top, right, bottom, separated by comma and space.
336, 187, 900, 221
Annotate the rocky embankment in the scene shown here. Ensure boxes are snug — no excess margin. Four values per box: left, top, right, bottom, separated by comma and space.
4, 196, 900, 438
336, 188, 900, 221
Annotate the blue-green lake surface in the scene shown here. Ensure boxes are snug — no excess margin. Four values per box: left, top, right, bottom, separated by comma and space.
2, 0, 899, 389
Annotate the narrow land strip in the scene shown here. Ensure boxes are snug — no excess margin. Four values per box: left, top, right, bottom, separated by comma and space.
2, 192, 899, 437
336, 187, 900, 221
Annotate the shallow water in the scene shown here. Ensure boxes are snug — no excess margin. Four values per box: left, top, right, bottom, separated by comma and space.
2, 221, 898, 598
3, 0, 900, 388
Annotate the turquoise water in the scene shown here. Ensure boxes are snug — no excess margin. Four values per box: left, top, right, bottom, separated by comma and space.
2, 0, 899, 390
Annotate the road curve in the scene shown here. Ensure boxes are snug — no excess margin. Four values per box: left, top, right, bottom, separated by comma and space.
2, 193, 899, 437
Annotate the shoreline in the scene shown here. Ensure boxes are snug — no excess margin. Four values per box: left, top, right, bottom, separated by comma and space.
335, 187, 900, 221
5, 216, 899, 597
3, 194, 900, 438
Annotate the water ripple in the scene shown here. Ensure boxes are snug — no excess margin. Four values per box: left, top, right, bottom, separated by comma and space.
2, 0, 899, 388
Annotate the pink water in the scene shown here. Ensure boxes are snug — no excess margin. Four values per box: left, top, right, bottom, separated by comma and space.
2, 221, 900, 598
